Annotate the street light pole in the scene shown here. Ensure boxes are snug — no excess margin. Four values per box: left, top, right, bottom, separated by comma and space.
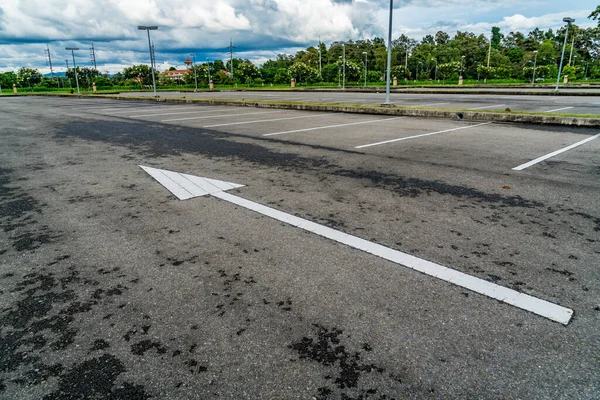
342, 43, 346, 90
65, 47, 80, 94
556, 18, 574, 91
190, 53, 198, 92
138, 25, 158, 97
385, 0, 393, 104
207, 58, 211, 83
363, 51, 368, 87
531, 50, 538, 85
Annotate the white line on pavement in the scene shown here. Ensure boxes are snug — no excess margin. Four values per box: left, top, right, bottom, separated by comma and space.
263, 117, 406, 137
162, 110, 285, 122
469, 104, 505, 110
512, 133, 600, 171
131, 108, 228, 118
355, 122, 493, 149
545, 106, 574, 113
203, 114, 329, 128
411, 102, 449, 107
211, 190, 573, 325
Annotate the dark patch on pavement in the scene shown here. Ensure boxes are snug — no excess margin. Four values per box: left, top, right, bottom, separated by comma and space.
131, 339, 168, 356
334, 168, 542, 207
57, 119, 328, 169
91, 339, 111, 351
43, 354, 150, 400
289, 324, 384, 390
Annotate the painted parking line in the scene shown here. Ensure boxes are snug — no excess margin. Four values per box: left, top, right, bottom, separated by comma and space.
109, 106, 212, 114
162, 110, 285, 122
545, 106, 574, 113
411, 102, 449, 107
131, 108, 229, 118
469, 104, 505, 110
203, 113, 330, 128
512, 133, 600, 171
355, 122, 493, 149
263, 117, 406, 137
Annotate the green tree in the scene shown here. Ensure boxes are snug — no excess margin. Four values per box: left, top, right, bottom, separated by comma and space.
123, 64, 154, 85
491, 27, 503, 49
17, 67, 42, 88
288, 62, 318, 84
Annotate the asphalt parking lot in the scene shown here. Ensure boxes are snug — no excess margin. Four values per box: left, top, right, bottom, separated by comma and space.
1, 96, 599, 399
120, 90, 600, 115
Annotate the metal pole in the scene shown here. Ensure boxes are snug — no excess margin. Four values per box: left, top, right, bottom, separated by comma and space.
207, 58, 211, 82
342, 44, 345, 90
532, 51, 538, 85
318, 37, 322, 77
146, 30, 157, 96
556, 19, 573, 91
363, 52, 367, 87
568, 34, 575, 65
190, 53, 197, 92
385, 0, 393, 104
66, 48, 80, 94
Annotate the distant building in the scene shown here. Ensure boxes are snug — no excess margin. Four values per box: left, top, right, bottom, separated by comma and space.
160, 58, 192, 81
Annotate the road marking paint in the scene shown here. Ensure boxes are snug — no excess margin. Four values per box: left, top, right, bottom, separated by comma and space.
162, 110, 285, 122
108, 106, 213, 114
131, 108, 229, 118
411, 102, 449, 107
139, 165, 573, 325
355, 122, 493, 149
263, 117, 406, 137
203, 114, 329, 128
469, 104, 505, 110
545, 106, 574, 113
512, 133, 600, 171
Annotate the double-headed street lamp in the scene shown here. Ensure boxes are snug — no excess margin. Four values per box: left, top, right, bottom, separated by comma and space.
363, 51, 368, 87
189, 53, 198, 92
65, 47, 80, 94
556, 17, 574, 91
137, 25, 158, 97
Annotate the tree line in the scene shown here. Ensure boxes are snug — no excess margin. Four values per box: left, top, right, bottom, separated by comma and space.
3, 11, 600, 90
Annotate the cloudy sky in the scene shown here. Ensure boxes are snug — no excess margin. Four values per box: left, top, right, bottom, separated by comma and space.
0, 0, 597, 74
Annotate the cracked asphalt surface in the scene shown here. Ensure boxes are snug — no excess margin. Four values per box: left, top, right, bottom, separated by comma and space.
1, 96, 598, 399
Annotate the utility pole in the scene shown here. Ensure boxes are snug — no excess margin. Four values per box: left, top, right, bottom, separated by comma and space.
65, 47, 81, 94
44, 45, 55, 81
342, 43, 345, 90
385, 0, 393, 104
90, 43, 97, 70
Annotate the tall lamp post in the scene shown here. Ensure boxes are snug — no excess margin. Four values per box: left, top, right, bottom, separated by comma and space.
338, 56, 342, 87
190, 53, 198, 92
385, 0, 393, 104
138, 25, 158, 97
342, 43, 346, 90
363, 51, 368, 87
531, 50, 538, 85
65, 48, 80, 94
189, 53, 198, 92
556, 17, 574, 91
207, 58, 212, 83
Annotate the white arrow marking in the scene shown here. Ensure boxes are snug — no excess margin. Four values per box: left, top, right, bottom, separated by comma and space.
140, 165, 574, 325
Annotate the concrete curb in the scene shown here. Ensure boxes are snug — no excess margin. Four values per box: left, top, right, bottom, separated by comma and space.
103, 95, 600, 127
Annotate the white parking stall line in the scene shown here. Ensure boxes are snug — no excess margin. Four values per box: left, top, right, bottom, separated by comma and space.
263, 117, 406, 137
411, 102, 449, 107
355, 122, 493, 149
161, 110, 285, 122
109, 106, 214, 114
512, 133, 600, 171
545, 106, 574, 113
203, 114, 329, 128
131, 108, 229, 118
469, 104, 505, 110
